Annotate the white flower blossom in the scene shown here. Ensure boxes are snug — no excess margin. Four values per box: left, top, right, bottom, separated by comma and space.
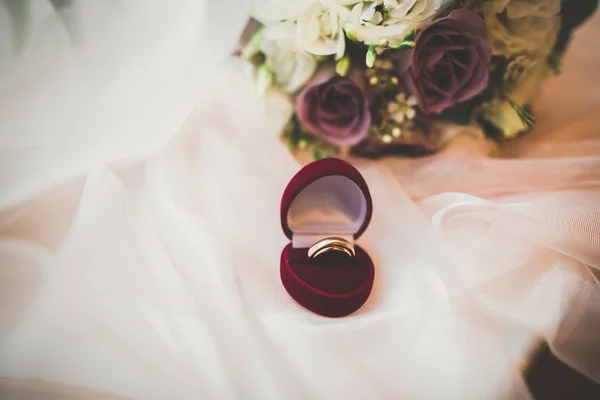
297, 0, 351, 59
260, 21, 317, 93
387, 93, 417, 124
346, 0, 453, 45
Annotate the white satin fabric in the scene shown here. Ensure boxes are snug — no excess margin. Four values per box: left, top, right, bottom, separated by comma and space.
1, 1, 599, 399
288, 175, 367, 248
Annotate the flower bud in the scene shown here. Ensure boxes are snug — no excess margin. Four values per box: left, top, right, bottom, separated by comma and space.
335, 56, 350, 76
366, 46, 377, 68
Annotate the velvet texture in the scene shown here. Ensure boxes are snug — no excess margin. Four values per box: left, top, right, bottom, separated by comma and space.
280, 158, 373, 240
280, 244, 375, 317
280, 158, 374, 317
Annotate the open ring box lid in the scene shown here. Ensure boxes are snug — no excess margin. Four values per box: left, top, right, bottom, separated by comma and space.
280, 158, 374, 317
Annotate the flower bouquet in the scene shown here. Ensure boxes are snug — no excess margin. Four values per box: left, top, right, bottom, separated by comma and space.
241, 0, 597, 160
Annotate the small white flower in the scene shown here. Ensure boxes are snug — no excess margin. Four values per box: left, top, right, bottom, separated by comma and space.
297, 0, 351, 59
346, 0, 452, 45
260, 21, 318, 93
387, 93, 417, 123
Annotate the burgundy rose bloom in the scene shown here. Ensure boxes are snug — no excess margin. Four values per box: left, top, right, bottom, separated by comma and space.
406, 9, 492, 114
296, 76, 371, 147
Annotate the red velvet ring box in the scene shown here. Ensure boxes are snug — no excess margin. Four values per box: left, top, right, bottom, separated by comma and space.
280, 158, 375, 317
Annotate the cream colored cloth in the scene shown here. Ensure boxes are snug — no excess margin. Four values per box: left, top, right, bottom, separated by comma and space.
0, 2, 599, 399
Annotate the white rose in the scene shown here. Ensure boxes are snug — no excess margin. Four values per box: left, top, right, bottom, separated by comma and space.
261, 22, 317, 93
297, 0, 351, 59
346, 0, 452, 45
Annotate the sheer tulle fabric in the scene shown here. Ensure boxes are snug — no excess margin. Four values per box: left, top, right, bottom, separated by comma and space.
1, 1, 599, 399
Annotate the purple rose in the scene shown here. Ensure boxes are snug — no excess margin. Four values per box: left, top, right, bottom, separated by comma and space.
406, 9, 492, 115
296, 76, 371, 147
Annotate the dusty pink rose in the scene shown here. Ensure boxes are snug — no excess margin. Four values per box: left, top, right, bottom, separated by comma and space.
406, 9, 492, 114
296, 76, 371, 147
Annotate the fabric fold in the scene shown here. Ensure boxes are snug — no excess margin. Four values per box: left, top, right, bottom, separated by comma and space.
1, 2, 600, 399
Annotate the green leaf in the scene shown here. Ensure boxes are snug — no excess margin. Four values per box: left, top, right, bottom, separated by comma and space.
402, 28, 416, 43
387, 41, 415, 50
335, 56, 351, 76
312, 149, 330, 160
285, 116, 312, 153
288, 117, 303, 140
508, 98, 535, 128
377, 29, 416, 50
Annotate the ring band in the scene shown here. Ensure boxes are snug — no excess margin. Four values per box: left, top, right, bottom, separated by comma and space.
308, 237, 355, 260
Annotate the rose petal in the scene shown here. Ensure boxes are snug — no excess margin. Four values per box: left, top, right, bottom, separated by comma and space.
449, 49, 470, 70
406, 8, 490, 114
444, 9, 488, 38
295, 76, 370, 146
465, 46, 479, 73
425, 34, 454, 48
452, 47, 477, 88
454, 65, 488, 103
474, 37, 492, 63
425, 49, 445, 69
318, 107, 355, 124
424, 79, 450, 98
449, 62, 459, 92
424, 44, 470, 52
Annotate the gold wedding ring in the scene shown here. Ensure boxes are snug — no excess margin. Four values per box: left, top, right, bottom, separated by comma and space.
308, 237, 355, 260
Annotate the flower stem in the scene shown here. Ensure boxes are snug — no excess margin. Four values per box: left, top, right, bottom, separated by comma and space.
508, 98, 535, 128
241, 26, 265, 60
